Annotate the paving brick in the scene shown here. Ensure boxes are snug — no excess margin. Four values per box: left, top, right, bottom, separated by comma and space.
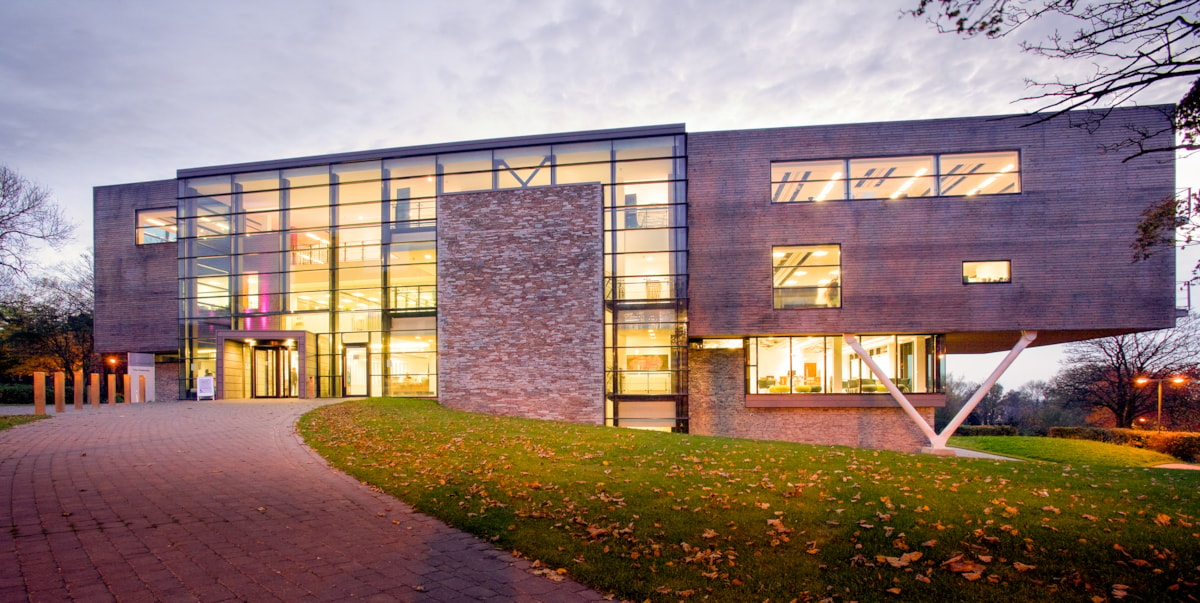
0, 400, 603, 601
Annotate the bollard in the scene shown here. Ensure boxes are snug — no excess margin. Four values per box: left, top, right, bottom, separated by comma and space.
107, 374, 116, 405
54, 371, 65, 413
89, 373, 99, 408
138, 374, 147, 403
33, 372, 46, 416
73, 370, 83, 410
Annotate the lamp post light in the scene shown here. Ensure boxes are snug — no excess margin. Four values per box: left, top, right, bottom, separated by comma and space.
1134, 375, 1187, 431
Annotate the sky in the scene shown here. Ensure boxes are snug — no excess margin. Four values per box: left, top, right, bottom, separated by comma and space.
1, 0, 1195, 390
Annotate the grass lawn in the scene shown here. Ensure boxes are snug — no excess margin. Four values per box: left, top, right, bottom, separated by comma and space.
949, 436, 1183, 467
301, 398, 1200, 602
0, 415, 47, 431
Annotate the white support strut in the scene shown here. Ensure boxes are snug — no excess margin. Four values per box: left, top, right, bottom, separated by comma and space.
843, 335, 939, 444
930, 331, 1037, 449
843, 331, 1038, 452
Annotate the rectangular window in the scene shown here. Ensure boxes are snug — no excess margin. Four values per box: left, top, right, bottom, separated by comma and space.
939, 151, 1020, 196
746, 335, 944, 394
771, 160, 845, 202
136, 208, 177, 244
773, 245, 840, 308
850, 156, 935, 200
963, 260, 1011, 284
772, 150, 1020, 203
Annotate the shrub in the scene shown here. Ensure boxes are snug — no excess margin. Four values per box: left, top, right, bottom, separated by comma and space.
955, 425, 1018, 436
1049, 426, 1200, 462
0, 384, 77, 405
0, 384, 34, 404
1047, 426, 1115, 442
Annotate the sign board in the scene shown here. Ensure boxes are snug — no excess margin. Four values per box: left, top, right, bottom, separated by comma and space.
197, 376, 215, 400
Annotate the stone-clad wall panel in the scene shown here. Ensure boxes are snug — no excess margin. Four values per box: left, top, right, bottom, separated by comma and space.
438, 185, 604, 424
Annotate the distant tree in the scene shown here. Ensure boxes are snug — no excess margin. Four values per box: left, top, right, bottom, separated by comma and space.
909, 1, 1200, 157
1006, 380, 1091, 434
1049, 315, 1200, 427
0, 165, 73, 288
0, 252, 96, 376
971, 383, 1008, 425
936, 373, 977, 430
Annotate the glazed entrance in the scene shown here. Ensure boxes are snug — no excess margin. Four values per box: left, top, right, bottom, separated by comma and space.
251, 344, 298, 398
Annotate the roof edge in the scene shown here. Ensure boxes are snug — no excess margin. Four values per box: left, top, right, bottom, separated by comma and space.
178, 123, 686, 179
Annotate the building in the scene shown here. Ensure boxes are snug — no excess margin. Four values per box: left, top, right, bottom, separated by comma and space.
94, 106, 1178, 452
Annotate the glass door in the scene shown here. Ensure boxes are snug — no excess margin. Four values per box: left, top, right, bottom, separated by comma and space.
251, 346, 296, 398
344, 345, 369, 396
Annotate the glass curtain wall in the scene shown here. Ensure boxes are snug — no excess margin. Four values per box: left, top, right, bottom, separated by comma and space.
178, 133, 688, 417
600, 136, 689, 432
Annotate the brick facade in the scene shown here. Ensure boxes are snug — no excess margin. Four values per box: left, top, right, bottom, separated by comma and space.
689, 348, 935, 452
93, 179, 178, 355
686, 107, 1177, 353
437, 185, 604, 424
155, 362, 181, 402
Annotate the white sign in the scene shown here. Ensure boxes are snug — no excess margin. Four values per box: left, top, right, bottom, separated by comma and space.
197, 376, 215, 400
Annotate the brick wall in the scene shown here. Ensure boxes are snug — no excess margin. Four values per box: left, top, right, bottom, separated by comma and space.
155, 362, 181, 402
93, 179, 179, 354
687, 107, 1177, 352
437, 185, 604, 424
689, 348, 935, 452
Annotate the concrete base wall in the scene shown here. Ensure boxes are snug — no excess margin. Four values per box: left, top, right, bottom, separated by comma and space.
689, 348, 934, 452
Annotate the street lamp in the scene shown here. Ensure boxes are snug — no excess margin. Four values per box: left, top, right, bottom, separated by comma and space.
1134, 375, 1187, 431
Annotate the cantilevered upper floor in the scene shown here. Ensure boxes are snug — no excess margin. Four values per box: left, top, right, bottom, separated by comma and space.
685, 106, 1177, 352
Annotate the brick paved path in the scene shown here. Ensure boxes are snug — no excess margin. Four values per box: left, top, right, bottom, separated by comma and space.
0, 400, 605, 602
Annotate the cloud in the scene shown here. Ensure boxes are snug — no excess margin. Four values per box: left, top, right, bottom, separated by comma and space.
0, 0, 1191, 254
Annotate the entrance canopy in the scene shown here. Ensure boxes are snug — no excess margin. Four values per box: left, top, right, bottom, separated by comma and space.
215, 330, 316, 399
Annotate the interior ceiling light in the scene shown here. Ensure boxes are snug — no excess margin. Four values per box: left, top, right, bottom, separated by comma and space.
890, 167, 928, 199
815, 171, 842, 201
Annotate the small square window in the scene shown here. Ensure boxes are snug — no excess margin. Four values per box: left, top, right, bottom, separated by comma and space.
963, 260, 1011, 284
136, 208, 178, 244
773, 245, 841, 308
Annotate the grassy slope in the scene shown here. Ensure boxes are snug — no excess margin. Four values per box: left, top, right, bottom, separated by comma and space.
948, 436, 1182, 467
301, 399, 1200, 602
0, 415, 47, 431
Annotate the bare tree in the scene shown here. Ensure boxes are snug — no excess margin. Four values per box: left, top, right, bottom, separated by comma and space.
0, 165, 74, 287
0, 252, 97, 376
909, 0, 1200, 158
1050, 314, 1200, 427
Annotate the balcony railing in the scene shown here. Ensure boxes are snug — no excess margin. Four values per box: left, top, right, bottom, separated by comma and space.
607, 275, 687, 301
391, 285, 437, 312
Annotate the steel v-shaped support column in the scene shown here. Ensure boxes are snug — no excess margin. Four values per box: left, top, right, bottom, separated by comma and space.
842, 331, 1037, 452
